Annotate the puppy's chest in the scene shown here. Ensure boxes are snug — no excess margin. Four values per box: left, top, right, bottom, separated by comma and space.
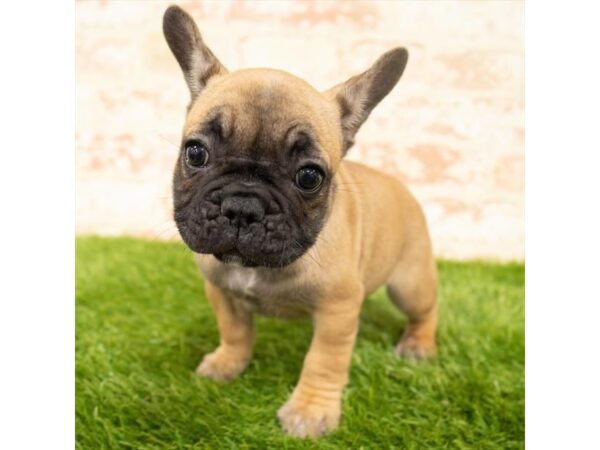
211, 266, 315, 318
225, 267, 262, 296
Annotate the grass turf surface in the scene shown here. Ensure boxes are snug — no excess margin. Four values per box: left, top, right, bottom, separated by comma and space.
76, 236, 524, 449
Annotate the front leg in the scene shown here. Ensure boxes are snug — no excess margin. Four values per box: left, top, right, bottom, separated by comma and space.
196, 281, 254, 381
278, 284, 363, 437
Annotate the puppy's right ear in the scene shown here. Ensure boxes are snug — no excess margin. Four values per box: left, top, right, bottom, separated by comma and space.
163, 5, 227, 101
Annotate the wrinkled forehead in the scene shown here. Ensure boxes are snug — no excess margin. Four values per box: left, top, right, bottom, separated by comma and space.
183, 69, 343, 164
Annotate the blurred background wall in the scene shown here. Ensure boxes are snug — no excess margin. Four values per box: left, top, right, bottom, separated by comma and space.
76, 0, 524, 260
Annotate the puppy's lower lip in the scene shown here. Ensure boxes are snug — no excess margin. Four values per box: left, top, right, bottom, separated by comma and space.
214, 252, 241, 263
214, 252, 258, 267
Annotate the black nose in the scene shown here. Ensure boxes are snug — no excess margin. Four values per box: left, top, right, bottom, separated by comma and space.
220, 195, 265, 227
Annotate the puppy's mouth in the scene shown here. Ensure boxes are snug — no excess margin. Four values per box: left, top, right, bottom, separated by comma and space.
175, 184, 312, 268
213, 251, 259, 267
178, 219, 305, 268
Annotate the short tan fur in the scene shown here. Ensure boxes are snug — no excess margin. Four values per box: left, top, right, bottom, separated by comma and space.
163, 5, 437, 438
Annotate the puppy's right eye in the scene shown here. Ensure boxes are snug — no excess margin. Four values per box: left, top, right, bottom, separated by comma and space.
185, 141, 209, 168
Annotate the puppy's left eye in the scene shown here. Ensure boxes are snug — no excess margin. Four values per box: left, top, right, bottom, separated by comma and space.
185, 141, 209, 168
295, 166, 324, 193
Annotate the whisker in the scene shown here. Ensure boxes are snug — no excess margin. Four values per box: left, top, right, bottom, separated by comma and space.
278, 240, 288, 267
335, 181, 372, 186
157, 133, 180, 150
315, 232, 335, 250
335, 188, 362, 194
293, 238, 323, 270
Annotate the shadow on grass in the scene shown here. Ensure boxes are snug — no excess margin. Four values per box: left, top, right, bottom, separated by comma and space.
359, 291, 407, 346
175, 288, 409, 386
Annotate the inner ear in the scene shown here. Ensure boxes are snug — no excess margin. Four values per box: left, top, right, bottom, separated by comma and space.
163, 5, 228, 100
326, 48, 408, 154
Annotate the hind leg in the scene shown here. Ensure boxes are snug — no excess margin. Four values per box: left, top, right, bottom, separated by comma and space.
387, 253, 438, 359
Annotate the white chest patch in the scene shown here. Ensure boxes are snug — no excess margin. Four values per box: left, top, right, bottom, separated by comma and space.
225, 266, 260, 296
198, 258, 315, 318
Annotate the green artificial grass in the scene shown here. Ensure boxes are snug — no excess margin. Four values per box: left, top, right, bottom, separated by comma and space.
76, 236, 524, 449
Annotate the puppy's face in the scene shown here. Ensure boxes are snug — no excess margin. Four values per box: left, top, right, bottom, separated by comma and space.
174, 71, 341, 267
163, 6, 408, 268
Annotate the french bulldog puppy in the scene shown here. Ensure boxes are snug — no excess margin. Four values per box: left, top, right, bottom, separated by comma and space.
163, 5, 437, 438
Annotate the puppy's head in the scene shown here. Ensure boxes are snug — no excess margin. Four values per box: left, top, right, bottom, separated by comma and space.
163, 5, 408, 268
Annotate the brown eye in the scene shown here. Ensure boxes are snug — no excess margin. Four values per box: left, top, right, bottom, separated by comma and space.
185, 141, 209, 167
295, 166, 324, 193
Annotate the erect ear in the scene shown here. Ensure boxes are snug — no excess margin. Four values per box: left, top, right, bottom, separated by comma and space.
163, 5, 228, 101
325, 48, 408, 154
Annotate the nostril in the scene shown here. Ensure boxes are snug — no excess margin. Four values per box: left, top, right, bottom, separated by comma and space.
223, 209, 236, 221
221, 198, 239, 220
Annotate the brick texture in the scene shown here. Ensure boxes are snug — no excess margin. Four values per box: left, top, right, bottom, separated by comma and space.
76, 0, 524, 260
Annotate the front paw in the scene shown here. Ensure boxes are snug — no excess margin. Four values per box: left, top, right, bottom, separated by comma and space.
195, 347, 250, 382
277, 395, 341, 438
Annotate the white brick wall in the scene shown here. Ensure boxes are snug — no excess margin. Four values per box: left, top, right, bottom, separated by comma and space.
76, 0, 524, 260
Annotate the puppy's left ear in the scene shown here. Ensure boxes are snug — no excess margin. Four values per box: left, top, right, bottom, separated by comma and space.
163, 5, 228, 101
325, 48, 408, 154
